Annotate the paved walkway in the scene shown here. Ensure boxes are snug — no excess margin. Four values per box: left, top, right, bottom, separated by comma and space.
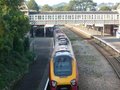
66, 25, 120, 52
13, 38, 53, 90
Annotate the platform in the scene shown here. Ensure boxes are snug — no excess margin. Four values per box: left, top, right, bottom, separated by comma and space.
65, 24, 120, 52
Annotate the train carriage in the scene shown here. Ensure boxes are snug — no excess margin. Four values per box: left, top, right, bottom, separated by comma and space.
49, 46, 78, 90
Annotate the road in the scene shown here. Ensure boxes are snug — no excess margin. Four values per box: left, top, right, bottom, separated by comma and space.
12, 37, 53, 90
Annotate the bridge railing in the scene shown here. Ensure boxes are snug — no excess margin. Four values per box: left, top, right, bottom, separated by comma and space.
92, 36, 120, 57
29, 19, 119, 25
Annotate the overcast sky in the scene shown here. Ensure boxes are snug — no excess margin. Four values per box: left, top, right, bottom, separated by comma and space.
35, 0, 119, 6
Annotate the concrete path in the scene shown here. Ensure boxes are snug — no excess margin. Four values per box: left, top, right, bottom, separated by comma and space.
12, 38, 53, 90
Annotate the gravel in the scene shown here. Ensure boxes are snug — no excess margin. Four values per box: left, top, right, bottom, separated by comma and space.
63, 27, 120, 90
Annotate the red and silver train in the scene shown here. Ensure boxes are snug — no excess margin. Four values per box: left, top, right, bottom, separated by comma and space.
49, 28, 79, 90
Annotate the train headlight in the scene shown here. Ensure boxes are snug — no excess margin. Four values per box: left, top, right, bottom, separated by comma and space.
51, 80, 57, 87
71, 79, 76, 86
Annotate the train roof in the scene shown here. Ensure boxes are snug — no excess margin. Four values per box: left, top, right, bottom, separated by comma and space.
54, 51, 72, 57
53, 45, 73, 57
55, 45, 69, 51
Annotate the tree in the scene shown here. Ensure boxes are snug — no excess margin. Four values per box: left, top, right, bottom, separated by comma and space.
53, 6, 64, 11
66, 0, 97, 11
0, 0, 32, 89
99, 6, 111, 11
41, 4, 53, 11
27, 0, 39, 11
63, 4, 71, 11
67, 0, 77, 11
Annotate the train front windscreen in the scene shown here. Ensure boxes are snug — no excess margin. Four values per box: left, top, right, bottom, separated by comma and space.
54, 55, 72, 77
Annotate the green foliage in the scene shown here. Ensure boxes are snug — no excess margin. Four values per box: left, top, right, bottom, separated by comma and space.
63, 5, 71, 11
27, 0, 39, 11
49, 0, 97, 11
66, 0, 97, 11
0, 18, 6, 37
0, 0, 34, 90
99, 6, 111, 11
67, 0, 77, 11
53, 6, 65, 11
24, 37, 30, 52
41, 4, 53, 11
52, 2, 67, 11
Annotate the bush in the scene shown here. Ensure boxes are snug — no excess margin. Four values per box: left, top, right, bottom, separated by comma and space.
0, 1, 33, 90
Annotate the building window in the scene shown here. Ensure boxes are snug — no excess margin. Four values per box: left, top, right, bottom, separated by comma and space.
82, 15, 83, 19
111, 15, 113, 20
65, 15, 68, 20
55, 15, 57, 20
62, 15, 64, 20
84, 15, 86, 19
97, 15, 100, 20
29, 15, 34, 20
38, 16, 41, 20
51, 15, 54, 20
45, 15, 47, 20
58, 15, 61, 20
72, 15, 74, 19
91, 15, 93, 19
88, 15, 91, 20
48, 15, 51, 20
94, 15, 96, 19
68, 15, 72, 20
117, 15, 119, 20
76, 15, 81, 20
101, 15, 103, 20
107, 14, 110, 20
41, 15, 44, 20
35, 15, 38, 20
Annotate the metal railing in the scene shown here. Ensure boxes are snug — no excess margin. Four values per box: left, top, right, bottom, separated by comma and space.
92, 36, 120, 57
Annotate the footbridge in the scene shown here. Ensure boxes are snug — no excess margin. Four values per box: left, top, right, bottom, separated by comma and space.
29, 11, 120, 36
29, 11, 119, 26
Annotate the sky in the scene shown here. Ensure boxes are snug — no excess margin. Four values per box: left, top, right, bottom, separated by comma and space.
35, 0, 120, 6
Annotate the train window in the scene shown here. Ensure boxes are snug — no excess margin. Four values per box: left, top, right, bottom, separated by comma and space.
54, 56, 72, 77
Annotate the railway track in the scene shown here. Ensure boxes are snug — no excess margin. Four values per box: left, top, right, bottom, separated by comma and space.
46, 26, 120, 90
64, 26, 120, 80
89, 40, 120, 79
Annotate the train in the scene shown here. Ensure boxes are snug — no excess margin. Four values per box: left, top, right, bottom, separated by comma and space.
49, 28, 79, 90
